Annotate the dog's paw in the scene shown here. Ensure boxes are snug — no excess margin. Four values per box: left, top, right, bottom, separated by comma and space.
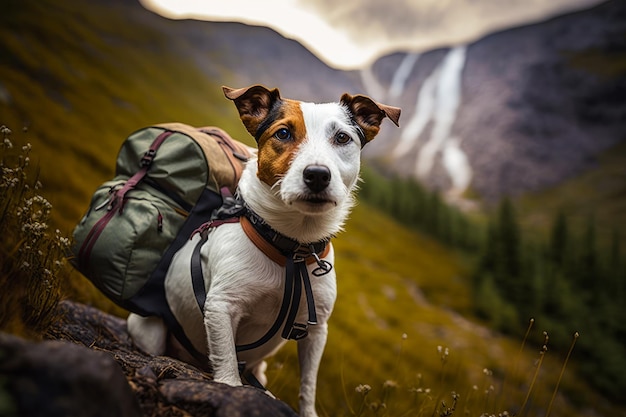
251, 360, 268, 387
299, 409, 319, 417
214, 375, 243, 387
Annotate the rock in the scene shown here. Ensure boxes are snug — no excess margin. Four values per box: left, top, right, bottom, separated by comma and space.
0, 332, 141, 417
0, 301, 298, 416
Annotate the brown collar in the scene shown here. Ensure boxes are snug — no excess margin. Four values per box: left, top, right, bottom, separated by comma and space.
240, 216, 331, 267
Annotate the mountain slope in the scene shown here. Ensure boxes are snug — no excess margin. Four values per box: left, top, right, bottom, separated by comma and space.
363, 0, 626, 201
0, 0, 236, 230
519, 139, 626, 244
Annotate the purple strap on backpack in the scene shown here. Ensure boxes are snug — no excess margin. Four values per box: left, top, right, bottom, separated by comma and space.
78, 130, 174, 269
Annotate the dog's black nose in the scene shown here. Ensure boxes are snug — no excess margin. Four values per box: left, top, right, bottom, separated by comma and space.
303, 165, 331, 193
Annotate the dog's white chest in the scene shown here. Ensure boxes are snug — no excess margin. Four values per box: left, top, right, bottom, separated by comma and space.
164, 223, 336, 361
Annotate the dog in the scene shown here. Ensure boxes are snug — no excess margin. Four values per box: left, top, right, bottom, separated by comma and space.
127, 85, 400, 417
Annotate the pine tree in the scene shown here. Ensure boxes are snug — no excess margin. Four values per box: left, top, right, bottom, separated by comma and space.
550, 210, 569, 268
609, 230, 623, 301
497, 197, 535, 313
578, 215, 600, 300
495, 197, 521, 284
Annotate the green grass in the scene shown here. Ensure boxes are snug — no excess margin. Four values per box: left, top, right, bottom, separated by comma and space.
264, 204, 608, 416
0, 0, 253, 312
1, 1, 625, 416
0, 0, 252, 233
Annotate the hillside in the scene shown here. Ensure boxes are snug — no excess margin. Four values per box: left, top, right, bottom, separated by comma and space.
1, 0, 624, 415
363, 0, 626, 201
518, 139, 626, 245
0, 0, 367, 232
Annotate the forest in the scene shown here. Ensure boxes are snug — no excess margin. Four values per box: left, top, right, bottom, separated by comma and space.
358, 165, 626, 401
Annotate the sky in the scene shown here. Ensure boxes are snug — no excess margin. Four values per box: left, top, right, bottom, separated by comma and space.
141, 0, 604, 70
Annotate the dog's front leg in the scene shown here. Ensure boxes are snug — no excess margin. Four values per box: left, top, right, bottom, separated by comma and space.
297, 322, 328, 417
204, 299, 242, 386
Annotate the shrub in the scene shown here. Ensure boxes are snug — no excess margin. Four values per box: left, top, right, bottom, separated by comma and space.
0, 125, 69, 338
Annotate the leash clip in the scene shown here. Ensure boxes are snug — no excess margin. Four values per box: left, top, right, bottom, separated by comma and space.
190, 221, 212, 239
310, 246, 333, 276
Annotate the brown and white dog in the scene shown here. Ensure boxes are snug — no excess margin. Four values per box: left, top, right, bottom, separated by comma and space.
128, 85, 400, 417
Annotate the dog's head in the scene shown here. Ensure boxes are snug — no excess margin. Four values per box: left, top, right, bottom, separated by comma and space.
224, 85, 400, 216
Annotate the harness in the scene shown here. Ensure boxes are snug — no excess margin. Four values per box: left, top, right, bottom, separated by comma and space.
186, 188, 333, 387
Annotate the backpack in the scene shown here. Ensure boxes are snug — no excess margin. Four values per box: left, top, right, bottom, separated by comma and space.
71, 123, 252, 352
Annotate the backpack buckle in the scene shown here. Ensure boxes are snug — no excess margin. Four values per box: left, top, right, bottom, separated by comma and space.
141, 149, 157, 167
212, 194, 245, 220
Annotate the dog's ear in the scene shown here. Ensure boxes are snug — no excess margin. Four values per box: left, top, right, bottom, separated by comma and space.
223, 85, 281, 138
340, 93, 401, 145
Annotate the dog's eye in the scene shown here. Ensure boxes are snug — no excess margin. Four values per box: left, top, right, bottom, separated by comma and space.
274, 128, 292, 141
334, 132, 352, 145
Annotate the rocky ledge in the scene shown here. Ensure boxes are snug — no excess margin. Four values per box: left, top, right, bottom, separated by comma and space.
0, 300, 298, 417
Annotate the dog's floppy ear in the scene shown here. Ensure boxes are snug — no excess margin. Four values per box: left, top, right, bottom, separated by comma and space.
223, 85, 281, 139
340, 93, 401, 145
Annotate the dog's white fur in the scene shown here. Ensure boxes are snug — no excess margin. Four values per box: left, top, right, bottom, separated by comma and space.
128, 85, 399, 417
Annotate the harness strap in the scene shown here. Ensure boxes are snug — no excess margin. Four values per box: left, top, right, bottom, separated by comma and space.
238, 362, 269, 392
190, 230, 209, 313
301, 261, 318, 325
235, 254, 294, 352
189, 226, 300, 352
160, 302, 208, 365
281, 258, 303, 340
187, 192, 333, 356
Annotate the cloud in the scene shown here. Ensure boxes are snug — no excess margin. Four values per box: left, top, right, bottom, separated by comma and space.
141, 0, 604, 69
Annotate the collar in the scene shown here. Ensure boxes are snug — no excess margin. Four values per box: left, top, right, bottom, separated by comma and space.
208, 189, 332, 268
240, 205, 331, 267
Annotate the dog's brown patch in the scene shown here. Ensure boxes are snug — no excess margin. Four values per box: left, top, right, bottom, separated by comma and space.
256, 99, 307, 186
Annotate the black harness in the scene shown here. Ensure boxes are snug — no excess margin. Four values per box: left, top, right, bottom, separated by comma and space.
186, 190, 333, 387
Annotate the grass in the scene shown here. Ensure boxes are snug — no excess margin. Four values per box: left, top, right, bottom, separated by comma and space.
263, 203, 609, 416
0, 0, 252, 312
1, 1, 625, 416
0, 125, 68, 338
0, 0, 252, 234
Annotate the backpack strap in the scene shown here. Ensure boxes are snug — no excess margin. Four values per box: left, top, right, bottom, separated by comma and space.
199, 127, 251, 194
130, 186, 225, 367
77, 130, 174, 270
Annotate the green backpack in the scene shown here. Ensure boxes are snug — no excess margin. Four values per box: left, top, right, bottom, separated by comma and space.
71, 123, 251, 349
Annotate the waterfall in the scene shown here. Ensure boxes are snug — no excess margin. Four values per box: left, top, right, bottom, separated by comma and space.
392, 66, 438, 157
392, 45, 472, 197
416, 45, 466, 177
442, 137, 473, 198
362, 45, 473, 199
389, 53, 420, 99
